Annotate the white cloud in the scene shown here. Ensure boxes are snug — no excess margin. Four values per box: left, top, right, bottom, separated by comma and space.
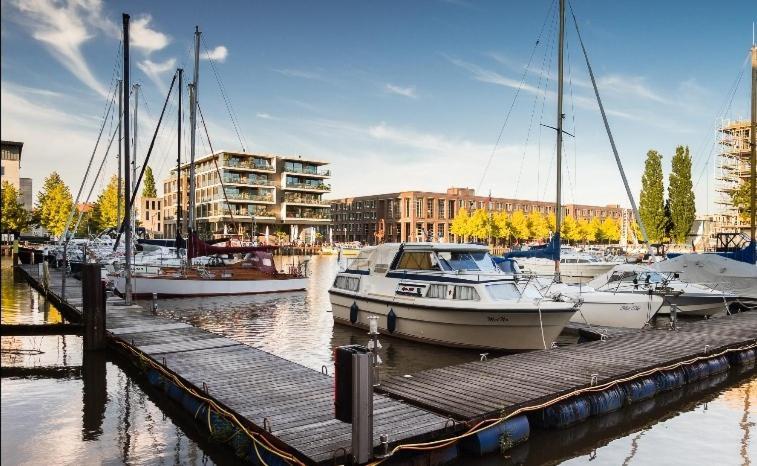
130, 15, 170, 53
202, 45, 228, 63
137, 58, 177, 94
598, 74, 670, 104
12, 0, 110, 97
256, 112, 276, 120
272, 68, 326, 81
384, 83, 418, 99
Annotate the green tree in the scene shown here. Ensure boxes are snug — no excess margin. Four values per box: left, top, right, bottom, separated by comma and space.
560, 215, 579, 243
93, 175, 122, 228
639, 150, 666, 242
1, 182, 29, 233
450, 208, 472, 242
508, 210, 530, 243
527, 211, 549, 241
731, 180, 752, 223
142, 165, 157, 198
36, 172, 73, 237
668, 146, 695, 243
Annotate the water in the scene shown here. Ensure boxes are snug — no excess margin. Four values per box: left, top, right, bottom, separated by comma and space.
2, 256, 755, 465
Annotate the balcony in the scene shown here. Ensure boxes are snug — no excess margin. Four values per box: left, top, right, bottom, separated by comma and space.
223, 175, 275, 187
283, 166, 331, 177
215, 192, 275, 203
283, 193, 331, 206
222, 156, 275, 172
284, 207, 330, 221
284, 182, 331, 192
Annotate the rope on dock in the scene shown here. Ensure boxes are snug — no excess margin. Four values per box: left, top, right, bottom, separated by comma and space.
112, 339, 306, 466
367, 341, 757, 465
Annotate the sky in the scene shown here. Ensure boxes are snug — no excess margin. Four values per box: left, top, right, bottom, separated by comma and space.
1, 0, 754, 213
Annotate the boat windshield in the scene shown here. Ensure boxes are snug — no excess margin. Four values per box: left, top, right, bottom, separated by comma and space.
607, 270, 665, 284
437, 251, 497, 272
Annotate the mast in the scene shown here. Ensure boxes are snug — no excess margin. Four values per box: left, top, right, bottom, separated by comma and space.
554, 0, 565, 281
750, 42, 756, 245
132, 82, 140, 241
177, 68, 183, 254
122, 13, 132, 304
117, 79, 122, 228
189, 27, 200, 233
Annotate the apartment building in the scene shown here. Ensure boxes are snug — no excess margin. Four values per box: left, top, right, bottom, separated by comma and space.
162, 151, 330, 241
136, 197, 163, 238
1, 140, 33, 210
329, 187, 623, 244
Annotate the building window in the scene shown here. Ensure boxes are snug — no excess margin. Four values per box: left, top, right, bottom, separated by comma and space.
427, 198, 434, 218
145, 210, 150, 221
438, 199, 446, 219
404, 199, 411, 218
415, 199, 423, 218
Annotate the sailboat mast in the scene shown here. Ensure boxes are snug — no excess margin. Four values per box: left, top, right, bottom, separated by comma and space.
132, 82, 139, 241
117, 79, 122, 227
555, 0, 565, 280
177, 68, 183, 251
189, 26, 200, 234
750, 42, 756, 244
122, 13, 132, 304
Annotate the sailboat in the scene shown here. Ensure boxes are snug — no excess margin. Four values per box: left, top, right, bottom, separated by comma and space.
112, 23, 308, 298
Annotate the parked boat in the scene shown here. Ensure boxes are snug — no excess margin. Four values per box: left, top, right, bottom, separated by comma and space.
322, 242, 362, 256
329, 243, 579, 351
516, 246, 619, 284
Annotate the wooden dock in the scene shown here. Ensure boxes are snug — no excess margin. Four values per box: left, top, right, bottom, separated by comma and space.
12, 262, 757, 465
14, 264, 448, 465
378, 313, 757, 420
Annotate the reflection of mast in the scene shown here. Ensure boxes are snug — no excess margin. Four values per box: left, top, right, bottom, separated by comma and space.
739, 380, 752, 466
621, 429, 648, 466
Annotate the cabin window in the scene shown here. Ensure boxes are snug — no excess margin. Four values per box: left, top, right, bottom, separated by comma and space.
333, 276, 360, 291
426, 284, 448, 299
396, 252, 440, 270
486, 283, 520, 300
453, 285, 479, 301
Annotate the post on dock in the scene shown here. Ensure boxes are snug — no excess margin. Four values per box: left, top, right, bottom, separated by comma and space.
82, 263, 106, 351
352, 351, 373, 464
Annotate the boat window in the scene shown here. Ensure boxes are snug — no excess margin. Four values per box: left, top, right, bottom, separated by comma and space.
453, 285, 480, 301
437, 252, 479, 271
333, 275, 360, 291
426, 284, 448, 299
486, 283, 521, 300
396, 252, 440, 270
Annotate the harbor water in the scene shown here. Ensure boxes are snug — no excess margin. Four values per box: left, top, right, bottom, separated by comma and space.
1, 256, 755, 465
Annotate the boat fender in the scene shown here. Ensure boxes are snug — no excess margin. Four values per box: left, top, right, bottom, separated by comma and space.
350, 302, 359, 324
387, 308, 397, 333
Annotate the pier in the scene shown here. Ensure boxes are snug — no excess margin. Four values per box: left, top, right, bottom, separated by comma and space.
11, 262, 757, 465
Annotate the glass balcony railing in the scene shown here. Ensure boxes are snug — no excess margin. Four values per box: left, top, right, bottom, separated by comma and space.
215, 192, 274, 202
222, 157, 274, 171
285, 209, 330, 220
283, 166, 331, 176
223, 176, 275, 186
284, 182, 331, 191
283, 194, 330, 205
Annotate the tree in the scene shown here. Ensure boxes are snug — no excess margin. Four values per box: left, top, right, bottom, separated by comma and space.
731, 180, 752, 223
639, 150, 666, 242
576, 218, 596, 244
142, 165, 157, 198
560, 215, 579, 243
36, 172, 73, 237
469, 209, 494, 242
508, 210, 530, 243
450, 208, 472, 242
527, 211, 549, 241
492, 211, 511, 243
93, 175, 122, 228
1, 182, 29, 233
546, 213, 556, 233
589, 217, 603, 244
668, 146, 695, 243
598, 217, 621, 244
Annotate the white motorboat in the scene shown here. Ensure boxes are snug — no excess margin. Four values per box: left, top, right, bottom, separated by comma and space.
328, 243, 579, 351
588, 264, 733, 317
516, 246, 619, 284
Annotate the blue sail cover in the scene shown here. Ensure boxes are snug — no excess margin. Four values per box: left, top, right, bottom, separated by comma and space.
504, 233, 561, 261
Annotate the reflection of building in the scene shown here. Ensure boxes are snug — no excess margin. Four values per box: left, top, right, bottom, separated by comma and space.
1, 140, 33, 210
162, 151, 331, 241
715, 120, 751, 234
136, 197, 163, 238
329, 187, 623, 244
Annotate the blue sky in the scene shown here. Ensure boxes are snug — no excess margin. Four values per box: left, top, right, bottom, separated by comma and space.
1, 0, 754, 214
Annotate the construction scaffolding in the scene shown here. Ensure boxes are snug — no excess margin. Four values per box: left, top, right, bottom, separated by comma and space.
715, 119, 752, 233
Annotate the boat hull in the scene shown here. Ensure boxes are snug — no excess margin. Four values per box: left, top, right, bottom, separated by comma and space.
566, 293, 662, 328
520, 261, 616, 284
329, 291, 576, 351
657, 293, 730, 317
114, 275, 308, 298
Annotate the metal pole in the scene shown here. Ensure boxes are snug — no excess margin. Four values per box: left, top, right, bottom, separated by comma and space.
189, 26, 201, 235
554, 0, 565, 282
176, 68, 183, 252
750, 44, 756, 243
117, 79, 123, 228
351, 352, 373, 464
132, 83, 139, 241
123, 13, 132, 305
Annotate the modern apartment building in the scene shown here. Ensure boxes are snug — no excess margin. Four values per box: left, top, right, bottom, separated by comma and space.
329, 187, 623, 244
136, 197, 163, 238
162, 151, 331, 241
1, 140, 33, 210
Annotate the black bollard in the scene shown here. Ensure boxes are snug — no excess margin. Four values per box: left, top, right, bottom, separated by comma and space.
82, 263, 106, 351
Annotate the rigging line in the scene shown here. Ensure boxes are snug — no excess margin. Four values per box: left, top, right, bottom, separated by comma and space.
475, 0, 556, 193
61, 83, 119, 244
202, 36, 248, 152
197, 103, 238, 230
73, 124, 120, 234
515, 3, 557, 200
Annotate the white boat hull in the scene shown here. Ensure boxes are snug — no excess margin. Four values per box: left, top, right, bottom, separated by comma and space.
114, 275, 308, 298
520, 261, 616, 284
329, 291, 576, 351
